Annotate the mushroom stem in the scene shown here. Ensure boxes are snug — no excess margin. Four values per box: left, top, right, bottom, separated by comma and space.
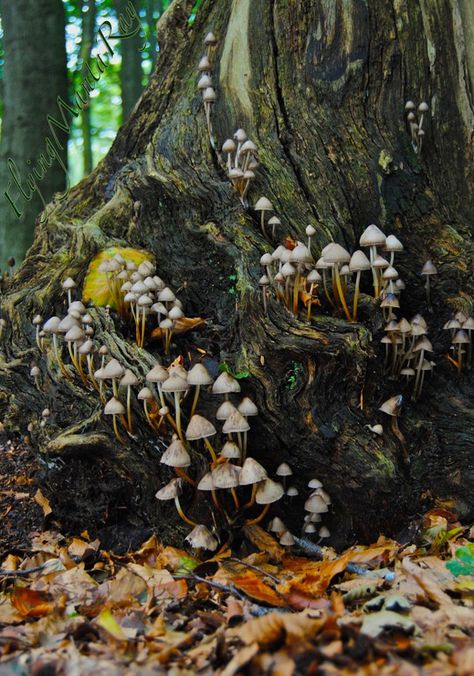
126, 386, 132, 433
230, 487, 240, 510
425, 277, 431, 309
112, 415, 125, 444
174, 496, 198, 527
175, 467, 197, 488
204, 438, 217, 463
244, 483, 258, 509
413, 349, 425, 400
334, 265, 352, 321
190, 385, 201, 418
321, 270, 334, 308
53, 335, 71, 380
391, 416, 409, 465
352, 270, 362, 321
260, 212, 266, 237
245, 503, 270, 526
140, 307, 147, 347
174, 392, 183, 441
143, 401, 154, 429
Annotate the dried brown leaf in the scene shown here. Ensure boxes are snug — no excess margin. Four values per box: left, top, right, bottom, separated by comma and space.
34, 489, 52, 517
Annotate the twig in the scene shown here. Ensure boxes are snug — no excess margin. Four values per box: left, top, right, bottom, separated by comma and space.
0, 564, 47, 577
173, 571, 247, 601
227, 557, 281, 584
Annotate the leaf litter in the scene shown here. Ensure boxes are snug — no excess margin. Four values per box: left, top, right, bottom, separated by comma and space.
0, 511, 472, 675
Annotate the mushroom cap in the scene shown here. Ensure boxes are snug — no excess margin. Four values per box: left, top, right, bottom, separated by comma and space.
373, 255, 389, 269
421, 260, 437, 275
269, 517, 286, 533
197, 74, 212, 90
155, 478, 181, 500
78, 339, 95, 355
216, 400, 238, 421
418, 101, 429, 113
268, 217, 281, 226
169, 306, 184, 320
65, 325, 85, 342
62, 277, 76, 290
212, 371, 241, 395
319, 526, 331, 538
239, 457, 268, 485
222, 138, 236, 153
203, 87, 216, 102
405, 100, 416, 111
382, 266, 399, 280
400, 368, 415, 377
198, 55, 211, 71
162, 374, 189, 393
104, 397, 126, 416
238, 397, 258, 417
32, 315, 43, 325
120, 369, 139, 387
462, 317, 474, 330
240, 140, 257, 154
413, 336, 433, 352
303, 523, 317, 534
69, 301, 86, 315
259, 275, 270, 286
160, 318, 173, 330
379, 394, 403, 417
276, 462, 292, 477
307, 269, 322, 283
30, 366, 40, 377
306, 224, 316, 236
385, 235, 404, 252
260, 253, 273, 267
323, 243, 350, 265
452, 329, 470, 344
398, 318, 412, 334
286, 486, 299, 497
254, 196, 273, 211
411, 313, 427, 328
158, 287, 176, 303
290, 243, 313, 264
187, 363, 213, 386
197, 472, 215, 491
380, 293, 399, 309
368, 423, 384, 435
281, 262, 296, 277
222, 410, 250, 434
315, 257, 330, 270
308, 478, 323, 489
185, 525, 218, 551
43, 316, 61, 333
234, 128, 247, 142
57, 315, 79, 333
349, 250, 371, 272
137, 387, 154, 401
212, 462, 241, 489
229, 168, 243, 179
359, 224, 386, 248
161, 439, 191, 468
304, 494, 329, 513
186, 414, 217, 440
280, 531, 295, 546
220, 441, 241, 459
138, 294, 153, 307
103, 358, 125, 380
340, 264, 351, 277
204, 31, 217, 45
255, 479, 284, 504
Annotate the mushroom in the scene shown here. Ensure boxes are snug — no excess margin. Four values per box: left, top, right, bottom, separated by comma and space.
280, 531, 295, 546
156, 479, 197, 527
384, 235, 404, 267
276, 462, 292, 491
185, 524, 218, 552
119, 369, 139, 432
212, 462, 241, 508
246, 478, 284, 525
268, 216, 281, 239
420, 260, 437, 308
186, 414, 217, 462
222, 139, 236, 173
306, 224, 316, 252
102, 358, 125, 398
306, 269, 321, 321
349, 250, 371, 321
318, 526, 330, 539
161, 437, 196, 487
62, 277, 76, 305
146, 364, 168, 408
359, 224, 386, 297
237, 397, 258, 458
187, 363, 213, 417
269, 517, 286, 536
220, 441, 241, 460
323, 243, 352, 321
43, 316, 70, 379
240, 457, 268, 507
379, 395, 408, 464
452, 329, 470, 371
162, 375, 189, 441
137, 387, 156, 429
104, 397, 126, 444
212, 371, 241, 399
32, 315, 43, 352
222, 410, 250, 457
30, 365, 41, 390
254, 197, 273, 237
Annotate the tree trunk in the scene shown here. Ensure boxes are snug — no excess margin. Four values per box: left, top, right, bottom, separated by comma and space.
115, 0, 144, 121
79, 0, 97, 176
0, 0, 473, 550
0, 0, 68, 264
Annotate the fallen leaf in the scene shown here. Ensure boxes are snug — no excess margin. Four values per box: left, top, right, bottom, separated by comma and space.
221, 643, 259, 676
229, 570, 286, 606
68, 537, 100, 561
11, 587, 54, 618
230, 609, 326, 647
360, 610, 418, 638
34, 489, 52, 517
95, 608, 127, 641
150, 316, 206, 339
242, 524, 285, 562
279, 552, 352, 601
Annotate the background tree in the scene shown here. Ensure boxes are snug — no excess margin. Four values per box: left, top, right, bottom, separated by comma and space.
0, 0, 68, 265
78, 0, 97, 175
0, 0, 472, 548
114, 0, 143, 121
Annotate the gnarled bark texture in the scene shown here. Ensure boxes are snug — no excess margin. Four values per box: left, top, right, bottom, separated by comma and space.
0, 0, 473, 549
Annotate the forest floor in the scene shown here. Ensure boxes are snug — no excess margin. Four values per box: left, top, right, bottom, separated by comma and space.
0, 439, 473, 675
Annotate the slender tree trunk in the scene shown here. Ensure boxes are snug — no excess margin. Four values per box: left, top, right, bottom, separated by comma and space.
115, 0, 144, 121
0, 0, 472, 548
145, 0, 159, 68
0, 0, 68, 264
79, 0, 97, 176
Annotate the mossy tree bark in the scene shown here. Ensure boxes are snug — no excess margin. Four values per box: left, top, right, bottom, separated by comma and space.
0, 0, 472, 549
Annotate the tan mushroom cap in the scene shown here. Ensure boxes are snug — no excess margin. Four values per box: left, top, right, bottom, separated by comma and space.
276, 462, 292, 477
379, 394, 403, 417
308, 478, 323, 489
385, 235, 404, 252
162, 375, 189, 393
255, 479, 284, 504
43, 316, 61, 333
359, 224, 386, 247
197, 472, 215, 491
238, 397, 258, 417
137, 387, 154, 401
212, 462, 241, 489
185, 524, 218, 551
161, 439, 191, 468
220, 441, 241, 459
103, 358, 125, 379
239, 457, 268, 485
452, 329, 469, 344
222, 410, 250, 434
65, 325, 85, 342
413, 337, 433, 352
104, 397, 126, 416
323, 243, 350, 265
304, 494, 329, 514
254, 196, 273, 211
280, 531, 295, 546
216, 401, 238, 421
155, 478, 181, 500
186, 414, 217, 440
303, 523, 317, 534
212, 371, 241, 395
349, 250, 371, 271
62, 277, 77, 290
187, 363, 213, 386
120, 369, 139, 387
319, 526, 331, 538
421, 260, 437, 275
269, 517, 286, 534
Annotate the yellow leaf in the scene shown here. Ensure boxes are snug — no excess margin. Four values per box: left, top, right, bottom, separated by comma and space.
82, 247, 154, 308
34, 489, 52, 517
95, 608, 127, 641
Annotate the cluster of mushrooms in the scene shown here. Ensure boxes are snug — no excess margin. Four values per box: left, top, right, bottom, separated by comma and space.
155, 368, 289, 552
268, 474, 332, 546
197, 31, 218, 144
259, 224, 410, 322
382, 313, 435, 400
405, 100, 429, 155
221, 131, 259, 203
97, 254, 187, 352
444, 311, 473, 371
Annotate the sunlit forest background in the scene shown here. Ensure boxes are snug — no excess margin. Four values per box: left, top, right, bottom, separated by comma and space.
0, 0, 203, 264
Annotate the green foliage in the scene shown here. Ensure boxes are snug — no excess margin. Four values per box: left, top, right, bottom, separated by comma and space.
286, 361, 303, 390
219, 362, 250, 380
446, 543, 474, 577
